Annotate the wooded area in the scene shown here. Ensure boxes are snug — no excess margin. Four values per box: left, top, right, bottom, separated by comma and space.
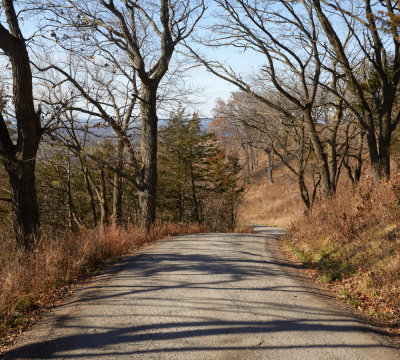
0, 0, 245, 249
195, 0, 400, 208
0, 0, 399, 245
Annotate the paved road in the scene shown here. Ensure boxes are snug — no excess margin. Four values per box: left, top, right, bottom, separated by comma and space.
3, 227, 399, 359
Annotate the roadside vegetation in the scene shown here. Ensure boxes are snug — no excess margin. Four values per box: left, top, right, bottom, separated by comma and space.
286, 176, 400, 327
0, 107, 246, 350
0, 223, 204, 350
238, 159, 400, 331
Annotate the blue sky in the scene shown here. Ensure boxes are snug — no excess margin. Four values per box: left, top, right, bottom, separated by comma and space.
185, 47, 265, 118
181, 1, 267, 118
10, 1, 266, 119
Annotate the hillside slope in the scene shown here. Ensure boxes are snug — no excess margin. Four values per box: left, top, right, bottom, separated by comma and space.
238, 159, 400, 337
237, 165, 303, 227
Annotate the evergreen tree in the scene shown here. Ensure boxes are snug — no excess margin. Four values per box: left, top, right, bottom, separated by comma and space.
158, 108, 245, 230
158, 109, 214, 223
207, 152, 244, 230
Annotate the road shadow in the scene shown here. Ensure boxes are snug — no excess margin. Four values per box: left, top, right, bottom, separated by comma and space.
3, 231, 398, 359
4, 315, 392, 359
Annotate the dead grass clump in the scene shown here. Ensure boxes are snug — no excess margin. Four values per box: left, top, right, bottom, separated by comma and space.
0, 223, 203, 348
286, 175, 400, 323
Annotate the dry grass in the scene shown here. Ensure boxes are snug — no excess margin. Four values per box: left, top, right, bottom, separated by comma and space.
238, 165, 303, 227
0, 223, 203, 349
286, 176, 400, 326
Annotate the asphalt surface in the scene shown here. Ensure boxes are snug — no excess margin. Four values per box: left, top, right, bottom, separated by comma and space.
3, 227, 399, 359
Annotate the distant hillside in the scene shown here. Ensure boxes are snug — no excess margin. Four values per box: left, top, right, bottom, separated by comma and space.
51, 117, 213, 144
237, 155, 303, 228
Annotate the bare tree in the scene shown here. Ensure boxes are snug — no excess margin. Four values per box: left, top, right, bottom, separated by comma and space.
215, 90, 323, 209
0, 0, 42, 248
35, 0, 205, 231
213, 93, 273, 183
189, 0, 348, 197
311, 0, 400, 182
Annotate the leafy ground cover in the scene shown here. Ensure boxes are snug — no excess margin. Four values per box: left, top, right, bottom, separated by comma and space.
286, 176, 400, 333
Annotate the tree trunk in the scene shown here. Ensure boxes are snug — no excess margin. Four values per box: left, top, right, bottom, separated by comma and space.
249, 143, 255, 172
0, 2, 42, 248
265, 146, 274, 184
327, 141, 337, 190
78, 154, 98, 226
305, 111, 334, 196
354, 132, 364, 183
240, 143, 249, 179
138, 83, 158, 231
5, 160, 40, 249
298, 169, 311, 210
66, 156, 73, 229
190, 163, 201, 225
112, 137, 124, 224
98, 165, 108, 226
379, 113, 391, 180
178, 190, 184, 223
367, 108, 391, 183
366, 131, 390, 183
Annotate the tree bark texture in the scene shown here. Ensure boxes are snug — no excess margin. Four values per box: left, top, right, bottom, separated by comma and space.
304, 110, 335, 197
265, 147, 274, 185
5, 160, 40, 248
98, 165, 109, 226
0, 0, 42, 248
79, 155, 98, 226
112, 138, 124, 224
190, 163, 201, 225
138, 84, 158, 231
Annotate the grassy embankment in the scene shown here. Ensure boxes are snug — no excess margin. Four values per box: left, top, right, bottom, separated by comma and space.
238, 161, 400, 330
0, 223, 203, 350
286, 177, 400, 327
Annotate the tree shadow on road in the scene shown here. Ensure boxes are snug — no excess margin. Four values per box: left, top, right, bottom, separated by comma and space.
3, 232, 398, 359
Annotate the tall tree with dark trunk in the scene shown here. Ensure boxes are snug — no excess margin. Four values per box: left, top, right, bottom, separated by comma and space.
41, 0, 205, 231
0, 0, 42, 248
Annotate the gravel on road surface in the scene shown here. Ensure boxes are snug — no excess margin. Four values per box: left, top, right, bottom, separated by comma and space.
3, 227, 399, 360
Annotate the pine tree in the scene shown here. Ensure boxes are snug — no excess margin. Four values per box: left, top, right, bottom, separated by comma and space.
207, 152, 244, 230
158, 109, 215, 223
158, 108, 245, 230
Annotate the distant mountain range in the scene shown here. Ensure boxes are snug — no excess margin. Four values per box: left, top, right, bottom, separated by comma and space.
50, 118, 213, 144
